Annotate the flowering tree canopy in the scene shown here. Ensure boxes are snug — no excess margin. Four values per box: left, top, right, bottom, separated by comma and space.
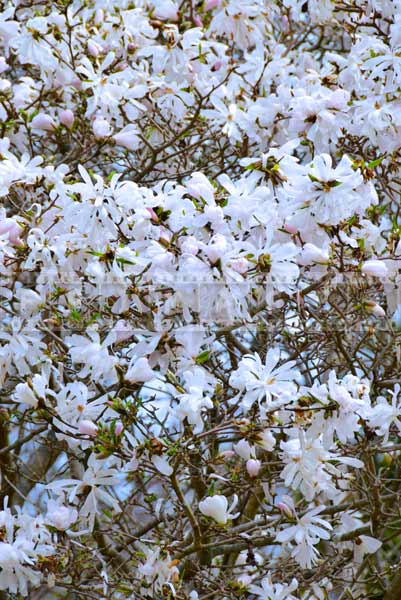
1, 0, 401, 598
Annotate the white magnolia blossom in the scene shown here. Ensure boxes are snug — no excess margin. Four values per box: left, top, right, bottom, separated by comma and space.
199, 494, 239, 525
229, 348, 299, 413
249, 574, 298, 600
0, 0, 399, 597
276, 506, 332, 569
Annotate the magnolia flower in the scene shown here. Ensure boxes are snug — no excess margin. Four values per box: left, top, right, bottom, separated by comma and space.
361, 259, 388, 278
45, 500, 78, 530
199, 494, 239, 525
47, 455, 121, 532
0, 501, 55, 595
353, 535, 382, 563
13, 372, 50, 408
87, 39, 101, 57
276, 506, 332, 568
125, 357, 156, 383
0, 218, 23, 245
368, 384, 401, 442
205, 233, 228, 264
276, 495, 296, 519
249, 573, 298, 600
229, 348, 299, 413
153, 0, 179, 20
113, 126, 140, 151
93, 116, 112, 138
234, 438, 255, 460
257, 429, 276, 451
152, 454, 173, 476
18, 288, 42, 316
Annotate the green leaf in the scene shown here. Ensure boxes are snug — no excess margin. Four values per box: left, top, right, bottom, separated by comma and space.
367, 157, 384, 169
195, 350, 210, 364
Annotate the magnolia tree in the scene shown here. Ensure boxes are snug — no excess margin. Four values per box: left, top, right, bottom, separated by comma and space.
2, 0, 401, 599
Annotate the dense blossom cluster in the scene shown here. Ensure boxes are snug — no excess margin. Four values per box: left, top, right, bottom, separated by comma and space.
0, 0, 401, 599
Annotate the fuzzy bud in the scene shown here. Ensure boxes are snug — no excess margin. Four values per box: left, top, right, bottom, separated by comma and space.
115, 421, 123, 436
364, 300, 386, 318
204, 0, 220, 9
59, 109, 74, 129
361, 259, 388, 279
87, 40, 101, 57
79, 420, 98, 437
246, 459, 261, 478
31, 113, 56, 132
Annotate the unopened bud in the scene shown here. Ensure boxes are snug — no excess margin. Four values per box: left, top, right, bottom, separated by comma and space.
246, 459, 261, 478
79, 420, 98, 437
361, 259, 388, 279
59, 109, 74, 129
115, 421, 123, 436
31, 113, 56, 132
276, 501, 295, 519
364, 300, 386, 318
204, 0, 220, 9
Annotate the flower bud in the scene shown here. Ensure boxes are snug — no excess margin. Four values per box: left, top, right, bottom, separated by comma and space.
281, 15, 290, 32
212, 59, 223, 72
199, 495, 230, 524
219, 450, 235, 459
276, 496, 296, 518
87, 40, 101, 57
204, 0, 220, 9
246, 458, 261, 478
115, 421, 123, 436
364, 300, 386, 318
31, 113, 56, 132
112, 320, 133, 344
361, 259, 388, 278
79, 420, 98, 437
95, 9, 104, 25
381, 453, 393, 467
59, 109, 74, 129
204, 205, 223, 224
